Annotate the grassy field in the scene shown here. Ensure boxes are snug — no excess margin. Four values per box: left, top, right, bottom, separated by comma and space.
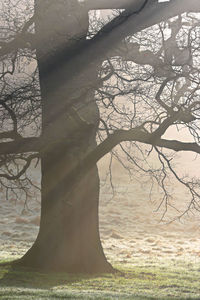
0, 257, 200, 299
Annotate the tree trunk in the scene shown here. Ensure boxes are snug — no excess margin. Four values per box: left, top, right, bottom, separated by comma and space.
16, 0, 114, 273
19, 146, 113, 273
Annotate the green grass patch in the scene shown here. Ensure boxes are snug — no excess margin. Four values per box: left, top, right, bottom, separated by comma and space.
0, 258, 200, 299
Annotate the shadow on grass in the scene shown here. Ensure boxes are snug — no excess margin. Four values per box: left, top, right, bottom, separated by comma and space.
0, 262, 157, 300
0, 261, 90, 290
0, 260, 199, 300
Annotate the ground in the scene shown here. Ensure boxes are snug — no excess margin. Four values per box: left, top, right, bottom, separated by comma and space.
0, 155, 200, 298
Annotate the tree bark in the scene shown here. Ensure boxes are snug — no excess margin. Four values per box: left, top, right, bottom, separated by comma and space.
20, 147, 113, 273
16, 0, 114, 273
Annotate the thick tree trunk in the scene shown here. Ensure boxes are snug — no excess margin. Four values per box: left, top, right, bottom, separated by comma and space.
20, 146, 113, 273
16, 0, 114, 273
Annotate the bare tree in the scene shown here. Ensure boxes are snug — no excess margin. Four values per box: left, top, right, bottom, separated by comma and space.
0, 0, 200, 273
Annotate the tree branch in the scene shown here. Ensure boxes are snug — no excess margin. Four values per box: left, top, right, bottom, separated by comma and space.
85, 0, 137, 10
0, 15, 35, 57
61, 127, 200, 203
0, 137, 41, 155
0, 153, 39, 180
90, 129, 200, 167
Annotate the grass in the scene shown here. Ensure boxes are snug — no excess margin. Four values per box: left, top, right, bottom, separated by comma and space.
0, 257, 200, 299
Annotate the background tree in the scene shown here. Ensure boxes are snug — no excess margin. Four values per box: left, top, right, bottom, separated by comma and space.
0, 0, 200, 273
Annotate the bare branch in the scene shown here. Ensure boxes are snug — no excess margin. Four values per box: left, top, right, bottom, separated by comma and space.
0, 153, 39, 180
